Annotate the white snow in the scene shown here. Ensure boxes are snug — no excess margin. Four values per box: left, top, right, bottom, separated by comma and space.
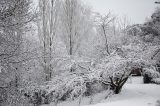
42, 77, 160, 106
85, 77, 160, 106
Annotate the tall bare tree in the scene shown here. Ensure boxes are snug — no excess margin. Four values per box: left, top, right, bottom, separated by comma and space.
95, 12, 115, 55
61, 0, 92, 56
38, 0, 61, 81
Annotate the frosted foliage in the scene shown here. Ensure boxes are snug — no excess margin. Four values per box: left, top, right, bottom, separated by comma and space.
55, 56, 91, 72
152, 78, 160, 84
24, 73, 86, 101
96, 55, 146, 80
143, 68, 160, 79
1, 0, 160, 106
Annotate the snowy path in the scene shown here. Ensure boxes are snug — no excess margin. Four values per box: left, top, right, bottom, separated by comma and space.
86, 77, 160, 106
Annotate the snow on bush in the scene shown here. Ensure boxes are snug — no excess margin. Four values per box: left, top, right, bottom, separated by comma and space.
121, 42, 160, 65
41, 73, 87, 102
22, 54, 153, 105
93, 54, 147, 94
143, 68, 160, 79
143, 67, 160, 84
98, 55, 145, 80
22, 71, 103, 105
152, 78, 160, 84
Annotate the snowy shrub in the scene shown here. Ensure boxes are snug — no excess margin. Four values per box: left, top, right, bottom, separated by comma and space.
96, 54, 147, 94
84, 72, 108, 96
143, 68, 160, 78
22, 54, 152, 104
85, 80, 106, 96
143, 67, 160, 83
59, 75, 86, 101
23, 73, 88, 105
151, 78, 160, 84
22, 84, 45, 105
22, 70, 109, 105
58, 71, 105, 100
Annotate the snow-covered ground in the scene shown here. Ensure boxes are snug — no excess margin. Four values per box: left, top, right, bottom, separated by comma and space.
86, 77, 160, 106
43, 77, 160, 106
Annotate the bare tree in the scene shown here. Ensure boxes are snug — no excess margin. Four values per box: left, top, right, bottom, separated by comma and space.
95, 12, 115, 55
116, 16, 131, 45
0, 0, 36, 88
118, 16, 130, 32
61, 0, 92, 56
38, 0, 61, 81
0, 0, 37, 105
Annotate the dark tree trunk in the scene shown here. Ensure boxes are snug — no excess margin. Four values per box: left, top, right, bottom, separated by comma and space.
143, 74, 152, 83
110, 72, 131, 94
114, 86, 122, 94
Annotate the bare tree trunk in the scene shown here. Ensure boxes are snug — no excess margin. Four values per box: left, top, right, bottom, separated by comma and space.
102, 25, 110, 55
110, 72, 131, 94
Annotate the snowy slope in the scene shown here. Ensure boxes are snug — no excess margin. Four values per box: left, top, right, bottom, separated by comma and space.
85, 77, 160, 106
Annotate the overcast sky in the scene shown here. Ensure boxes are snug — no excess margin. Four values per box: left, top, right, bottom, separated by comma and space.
83, 0, 158, 24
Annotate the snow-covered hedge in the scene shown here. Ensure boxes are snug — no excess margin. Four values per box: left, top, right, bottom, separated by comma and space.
22, 71, 104, 105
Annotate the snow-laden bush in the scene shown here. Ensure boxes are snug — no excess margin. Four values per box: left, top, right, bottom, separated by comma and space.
57, 74, 86, 101
22, 71, 103, 105
143, 68, 160, 78
152, 78, 160, 84
143, 67, 160, 83
22, 54, 153, 105
95, 54, 147, 94
98, 55, 145, 79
